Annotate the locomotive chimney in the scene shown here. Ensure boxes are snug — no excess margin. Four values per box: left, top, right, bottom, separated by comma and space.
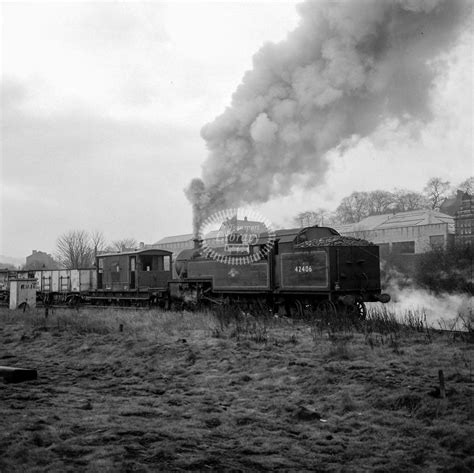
193, 238, 203, 249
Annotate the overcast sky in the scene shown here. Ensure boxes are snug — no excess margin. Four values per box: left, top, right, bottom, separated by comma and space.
1, 1, 472, 258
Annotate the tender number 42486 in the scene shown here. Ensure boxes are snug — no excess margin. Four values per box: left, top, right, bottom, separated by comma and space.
294, 265, 313, 273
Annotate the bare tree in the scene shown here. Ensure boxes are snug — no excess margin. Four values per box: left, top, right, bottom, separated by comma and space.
456, 176, 474, 195
393, 189, 428, 212
336, 192, 371, 223
294, 209, 327, 227
111, 238, 138, 252
56, 230, 94, 269
423, 177, 451, 210
366, 190, 395, 215
323, 211, 341, 226
90, 230, 107, 258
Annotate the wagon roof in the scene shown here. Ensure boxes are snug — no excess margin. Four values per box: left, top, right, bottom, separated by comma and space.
97, 248, 173, 258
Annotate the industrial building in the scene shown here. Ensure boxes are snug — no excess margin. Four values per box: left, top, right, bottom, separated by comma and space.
334, 209, 455, 257
152, 233, 195, 253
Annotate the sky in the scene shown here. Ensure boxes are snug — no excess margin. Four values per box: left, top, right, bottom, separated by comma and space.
1, 0, 472, 259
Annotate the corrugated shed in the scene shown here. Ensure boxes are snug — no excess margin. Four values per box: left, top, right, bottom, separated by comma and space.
335, 210, 454, 233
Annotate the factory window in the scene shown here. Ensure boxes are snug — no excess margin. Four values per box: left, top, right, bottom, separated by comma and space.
429, 235, 444, 248
392, 241, 415, 254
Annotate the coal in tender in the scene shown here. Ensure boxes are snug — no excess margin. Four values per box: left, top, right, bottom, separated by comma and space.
296, 236, 375, 248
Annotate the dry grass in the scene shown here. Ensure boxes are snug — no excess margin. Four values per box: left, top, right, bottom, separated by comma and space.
0, 305, 473, 472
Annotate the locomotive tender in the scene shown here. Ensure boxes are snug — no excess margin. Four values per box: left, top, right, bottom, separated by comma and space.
1, 225, 390, 316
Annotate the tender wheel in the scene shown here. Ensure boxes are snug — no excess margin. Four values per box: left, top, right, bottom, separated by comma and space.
316, 300, 337, 317
349, 301, 367, 320
284, 299, 310, 318
284, 299, 295, 317
295, 299, 304, 318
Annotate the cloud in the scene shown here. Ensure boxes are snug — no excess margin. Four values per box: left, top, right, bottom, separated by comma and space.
1, 78, 202, 255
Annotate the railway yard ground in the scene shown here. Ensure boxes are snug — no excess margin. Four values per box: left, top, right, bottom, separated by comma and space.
0, 306, 473, 472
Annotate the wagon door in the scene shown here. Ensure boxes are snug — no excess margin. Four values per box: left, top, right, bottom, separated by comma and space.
129, 256, 136, 289
97, 258, 103, 289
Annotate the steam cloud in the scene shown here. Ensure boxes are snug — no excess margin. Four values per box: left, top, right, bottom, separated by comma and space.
380, 269, 473, 330
187, 0, 469, 233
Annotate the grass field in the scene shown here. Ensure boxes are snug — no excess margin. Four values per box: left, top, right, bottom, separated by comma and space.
0, 306, 473, 472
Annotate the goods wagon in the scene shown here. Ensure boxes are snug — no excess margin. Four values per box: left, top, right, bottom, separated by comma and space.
0, 248, 173, 307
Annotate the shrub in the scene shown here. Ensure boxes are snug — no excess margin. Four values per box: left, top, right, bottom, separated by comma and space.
414, 244, 473, 294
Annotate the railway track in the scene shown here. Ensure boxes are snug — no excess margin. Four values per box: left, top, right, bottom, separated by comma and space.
0, 302, 154, 311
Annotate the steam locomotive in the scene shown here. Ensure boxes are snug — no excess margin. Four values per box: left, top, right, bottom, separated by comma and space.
171, 225, 390, 317
1, 225, 390, 317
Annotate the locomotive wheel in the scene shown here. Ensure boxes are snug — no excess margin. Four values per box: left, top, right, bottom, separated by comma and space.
348, 301, 367, 320
298, 300, 315, 319
295, 300, 304, 318
316, 300, 337, 317
284, 299, 309, 318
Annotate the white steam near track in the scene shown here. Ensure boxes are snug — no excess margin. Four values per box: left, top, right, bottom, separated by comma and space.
371, 287, 473, 331
186, 0, 470, 234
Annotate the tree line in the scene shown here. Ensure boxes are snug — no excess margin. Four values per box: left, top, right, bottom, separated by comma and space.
295, 176, 473, 226
54, 231, 138, 269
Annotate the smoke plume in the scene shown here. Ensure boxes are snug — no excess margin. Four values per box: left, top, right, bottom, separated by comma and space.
187, 0, 469, 233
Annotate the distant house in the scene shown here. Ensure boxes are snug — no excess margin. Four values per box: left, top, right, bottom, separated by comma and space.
24, 250, 59, 270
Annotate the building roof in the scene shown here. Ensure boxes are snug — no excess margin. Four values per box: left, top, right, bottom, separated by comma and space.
377, 209, 453, 229
334, 214, 391, 233
335, 209, 454, 233
154, 233, 194, 245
